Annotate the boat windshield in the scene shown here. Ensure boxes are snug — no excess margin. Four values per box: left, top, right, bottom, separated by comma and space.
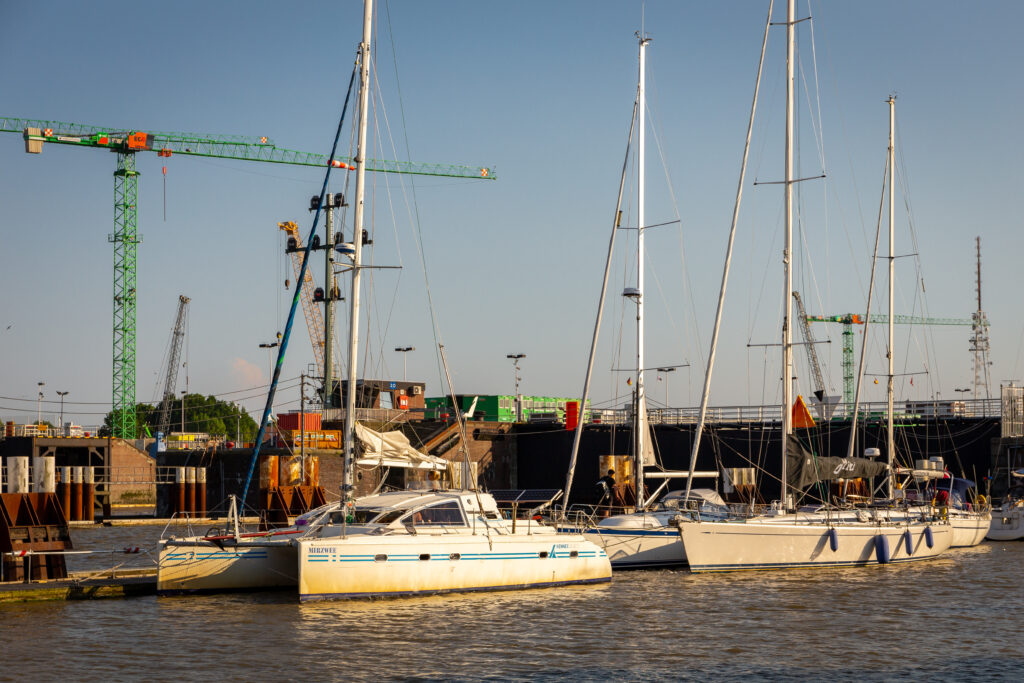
403, 501, 465, 526
329, 507, 400, 524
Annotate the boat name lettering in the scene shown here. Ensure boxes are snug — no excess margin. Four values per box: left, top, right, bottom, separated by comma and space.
309, 546, 335, 555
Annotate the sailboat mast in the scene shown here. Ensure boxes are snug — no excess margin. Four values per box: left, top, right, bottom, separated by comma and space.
886, 95, 896, 497
342, 0, 374, 509
780, 0, 795, 509
635, 32, 651, 510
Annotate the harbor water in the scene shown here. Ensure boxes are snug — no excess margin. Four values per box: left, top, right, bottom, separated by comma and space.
1, 525, 1021, 681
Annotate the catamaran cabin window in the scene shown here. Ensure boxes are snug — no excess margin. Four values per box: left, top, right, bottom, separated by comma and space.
409, 501, 465, 526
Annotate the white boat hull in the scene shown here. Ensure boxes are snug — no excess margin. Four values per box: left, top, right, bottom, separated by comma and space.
298, 533, 610, 601
949, 510, 991, 547
582, 525, 685, 569
679, 518, 953, 572
157, 537, 298, 594
987, 503, 1024, 541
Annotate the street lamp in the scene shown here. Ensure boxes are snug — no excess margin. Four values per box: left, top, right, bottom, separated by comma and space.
56, 391, 69, 433
394, 346, 415, 381
656, 367, 675, 407
36, 381, 45, 425
259, 341, 280, 381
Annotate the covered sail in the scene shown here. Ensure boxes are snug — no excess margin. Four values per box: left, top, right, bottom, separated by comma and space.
354, 423, 447, 470
785, 437, 887, 489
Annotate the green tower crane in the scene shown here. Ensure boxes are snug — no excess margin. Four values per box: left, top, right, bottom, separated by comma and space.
804, 312, 974, 406
2, 116, 495, 438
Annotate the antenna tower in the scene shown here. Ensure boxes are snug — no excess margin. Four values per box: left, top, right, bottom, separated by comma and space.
970, 236, 992, 398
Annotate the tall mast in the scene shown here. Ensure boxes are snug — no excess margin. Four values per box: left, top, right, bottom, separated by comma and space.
886, 95, 895, 498
342, 0, 373, 511
635, 31, 651, 510
780, 0, 795, 509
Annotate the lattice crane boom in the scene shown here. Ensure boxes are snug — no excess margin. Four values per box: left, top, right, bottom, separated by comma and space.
277, 221, 332, 378
792, 292, 827, 402
156, 295, 190, 436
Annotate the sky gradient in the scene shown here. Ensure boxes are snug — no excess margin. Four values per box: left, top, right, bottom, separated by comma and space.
2, 1, 1022, 428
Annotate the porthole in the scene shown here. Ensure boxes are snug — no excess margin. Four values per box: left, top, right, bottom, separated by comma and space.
569, 550, 579, 558
449, 553, 460, 560
374, 554, 388, 562
538, 551, 549, 559
419, 553, 431, 561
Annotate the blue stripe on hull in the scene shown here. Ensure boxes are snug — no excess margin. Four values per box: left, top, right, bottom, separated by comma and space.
298, 576, 611, 602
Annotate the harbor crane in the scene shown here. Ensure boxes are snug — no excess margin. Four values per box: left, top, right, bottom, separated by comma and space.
792, 292, 829, 403
804, 311, 974, 406
1, 116, 495, 438
155, 295, 190, 437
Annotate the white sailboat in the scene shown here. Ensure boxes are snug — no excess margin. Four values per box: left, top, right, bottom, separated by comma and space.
677, 0, 953, 572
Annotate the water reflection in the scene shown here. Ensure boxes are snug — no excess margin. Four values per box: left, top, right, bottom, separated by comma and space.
2, 525, 1021, 681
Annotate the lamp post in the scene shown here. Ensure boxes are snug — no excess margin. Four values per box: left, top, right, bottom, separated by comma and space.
394, 346, 415, 381
56, 391, 69, 433
181, 390, 187, 433
259, 341, 280, 381
506, 354, 525, 421
36, 381, 45, 425
656, 367, 675, 408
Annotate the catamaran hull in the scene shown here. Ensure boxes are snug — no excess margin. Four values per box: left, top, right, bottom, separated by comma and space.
679, 520, 953, 572
298, 535, 610, 600
582, 528, 685, 569
157, 539, 298, 594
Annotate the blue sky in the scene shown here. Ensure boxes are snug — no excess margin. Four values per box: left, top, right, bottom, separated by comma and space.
2, 1, 1022, 427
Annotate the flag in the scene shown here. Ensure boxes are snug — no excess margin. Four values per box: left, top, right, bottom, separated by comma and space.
910, 377, 914, 386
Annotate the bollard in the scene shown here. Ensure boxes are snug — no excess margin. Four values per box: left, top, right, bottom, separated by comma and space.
83, 466, 95, 523
185, 467, 196, 517
196, 467, 207, 518
7, 457, 30, 493
71, 466, 83, 521
58, 466, 72, 521
174, 467, 186, 518
32, 456, 56, 493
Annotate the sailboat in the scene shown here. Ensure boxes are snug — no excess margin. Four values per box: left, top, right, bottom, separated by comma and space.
161, 0, 610, 599
676, 0, 953, 572
556, 31, 730, 569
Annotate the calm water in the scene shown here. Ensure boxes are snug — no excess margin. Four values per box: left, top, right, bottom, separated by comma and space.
1, 525, 1021, 681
